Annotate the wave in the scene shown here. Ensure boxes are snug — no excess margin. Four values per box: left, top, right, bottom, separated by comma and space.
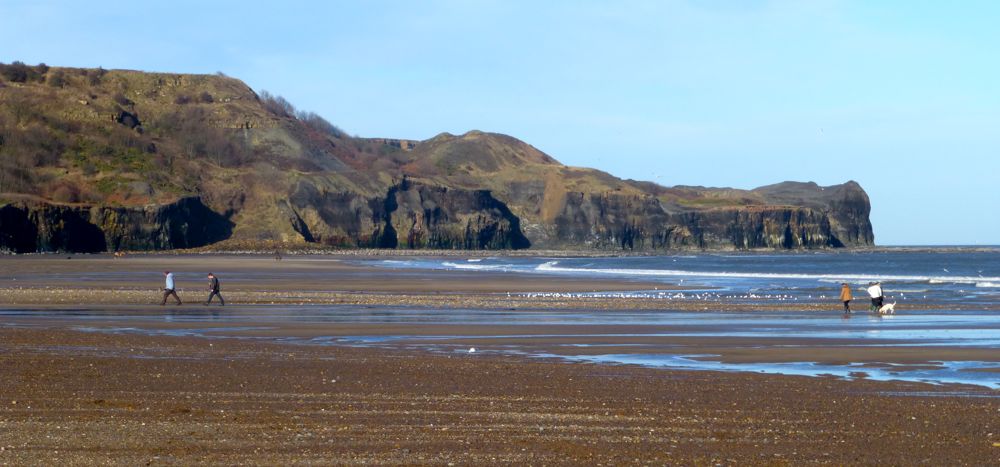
976, 282, 1000, 288
441, 261, 516, 272
380, 260, 413, 265
534, 261, 1000, 285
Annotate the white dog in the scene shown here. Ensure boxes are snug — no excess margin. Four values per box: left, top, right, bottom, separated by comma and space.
878, 302, 896, 315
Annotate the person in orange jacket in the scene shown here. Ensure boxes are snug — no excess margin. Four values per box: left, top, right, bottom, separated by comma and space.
839, 282, 853, 313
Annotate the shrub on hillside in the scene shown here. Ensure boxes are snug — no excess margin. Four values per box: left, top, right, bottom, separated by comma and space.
156, 107, 250, 167
87, 67, 106, 86
113, 92, 133, 106
34, 63, 49, 79
1, 91, 43, 124
259, 91, 347, 138
297, 111, 347, 138
47, 69, 66, 87
0, 61, 33, 82
19, 124, 64, 166
259, 90, 295, 117
50, 182, 81, 203
0, 163, 36, 194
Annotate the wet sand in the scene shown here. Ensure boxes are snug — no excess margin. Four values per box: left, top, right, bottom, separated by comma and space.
10, 315, 998, 370
1, 327, 997, 465
2, 254, 999, 464
0, 254, 695, 311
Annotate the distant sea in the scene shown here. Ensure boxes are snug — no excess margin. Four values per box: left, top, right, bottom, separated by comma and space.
362, 248, 1000, 388
372, 248, 1000, 308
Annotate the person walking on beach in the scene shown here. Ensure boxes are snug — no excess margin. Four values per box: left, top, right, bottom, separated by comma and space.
161, 271, 182, 306
866, 281, 883, 312
839, 283, 853, 313
875, 281, 886, 310
204, 273, 224, 306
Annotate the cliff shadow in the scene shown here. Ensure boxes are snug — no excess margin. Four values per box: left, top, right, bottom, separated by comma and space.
0, 205, 39, 253
165, 197, 235, 249
30, 208, 107, 253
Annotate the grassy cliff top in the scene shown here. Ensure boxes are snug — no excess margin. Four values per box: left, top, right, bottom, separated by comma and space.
1, 62, 869, 244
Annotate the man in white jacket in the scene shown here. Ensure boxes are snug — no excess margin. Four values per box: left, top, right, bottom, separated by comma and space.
866, 281, 883, 312
160, 271, 182, 305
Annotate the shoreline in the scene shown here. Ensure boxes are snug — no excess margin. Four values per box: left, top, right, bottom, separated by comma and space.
2, 254, 996, 312
2, 254, 998, 463
3, 254, 998, 370
5, 244, 998, 258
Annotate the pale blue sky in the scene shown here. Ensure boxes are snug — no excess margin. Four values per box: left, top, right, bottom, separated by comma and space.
3, 1, 998, 245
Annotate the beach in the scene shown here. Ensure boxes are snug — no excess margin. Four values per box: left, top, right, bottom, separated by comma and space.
1, 253, 998, 464
2, 327, 998, 465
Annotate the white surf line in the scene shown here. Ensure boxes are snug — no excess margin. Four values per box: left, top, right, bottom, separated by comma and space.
535, 261, 1000, 285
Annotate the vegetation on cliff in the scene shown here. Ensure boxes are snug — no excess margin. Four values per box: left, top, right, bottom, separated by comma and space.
0, 62, 873, 252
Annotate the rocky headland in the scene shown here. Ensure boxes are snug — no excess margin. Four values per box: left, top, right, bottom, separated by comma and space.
0, 62, 873, 253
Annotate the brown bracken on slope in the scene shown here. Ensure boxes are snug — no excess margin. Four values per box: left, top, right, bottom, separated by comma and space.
0, 63, 873, 252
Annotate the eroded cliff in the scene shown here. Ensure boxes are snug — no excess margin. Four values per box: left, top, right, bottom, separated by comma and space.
0, 64, 874, 252
0, 196, 232, 253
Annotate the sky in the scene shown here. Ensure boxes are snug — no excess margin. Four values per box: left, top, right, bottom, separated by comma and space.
2, 0, 998, 245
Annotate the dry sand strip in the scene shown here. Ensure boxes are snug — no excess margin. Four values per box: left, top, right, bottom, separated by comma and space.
1, 327, 998, 465
0, 254, 670, 294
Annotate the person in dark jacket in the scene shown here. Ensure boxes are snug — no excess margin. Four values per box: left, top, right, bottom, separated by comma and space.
204, 273, 224, 306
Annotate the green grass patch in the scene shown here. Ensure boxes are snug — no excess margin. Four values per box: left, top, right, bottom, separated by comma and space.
94, 176, 124, 194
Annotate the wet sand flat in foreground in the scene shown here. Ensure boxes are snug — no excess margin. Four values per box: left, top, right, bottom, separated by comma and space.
1, 327, 998, 465
1, 254, 998, 464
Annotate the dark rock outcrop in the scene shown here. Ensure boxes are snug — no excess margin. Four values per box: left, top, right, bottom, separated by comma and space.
0, 197, 232, 253
285, 179, 530, 250
383, 180, 530, 250
528, 181, 873, 250
114, 110, 142, 131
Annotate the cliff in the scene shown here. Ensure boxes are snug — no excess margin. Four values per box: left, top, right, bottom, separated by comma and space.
0, 196, 231, 253
0, 63, 874, 252
284, 178, 529, 249
515, 182, 871, 250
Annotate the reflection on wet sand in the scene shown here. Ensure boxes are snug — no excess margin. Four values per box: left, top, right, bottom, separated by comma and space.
2, 255, 998, 389
4, 304, 998, 389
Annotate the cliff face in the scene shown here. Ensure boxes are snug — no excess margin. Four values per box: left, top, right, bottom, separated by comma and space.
398, 132, 873, 250
0, 197, 232, 253
379, 180, 530, 250
0, 64, 874, 252
284, 179, 529, 250
531, 184, 871, 250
